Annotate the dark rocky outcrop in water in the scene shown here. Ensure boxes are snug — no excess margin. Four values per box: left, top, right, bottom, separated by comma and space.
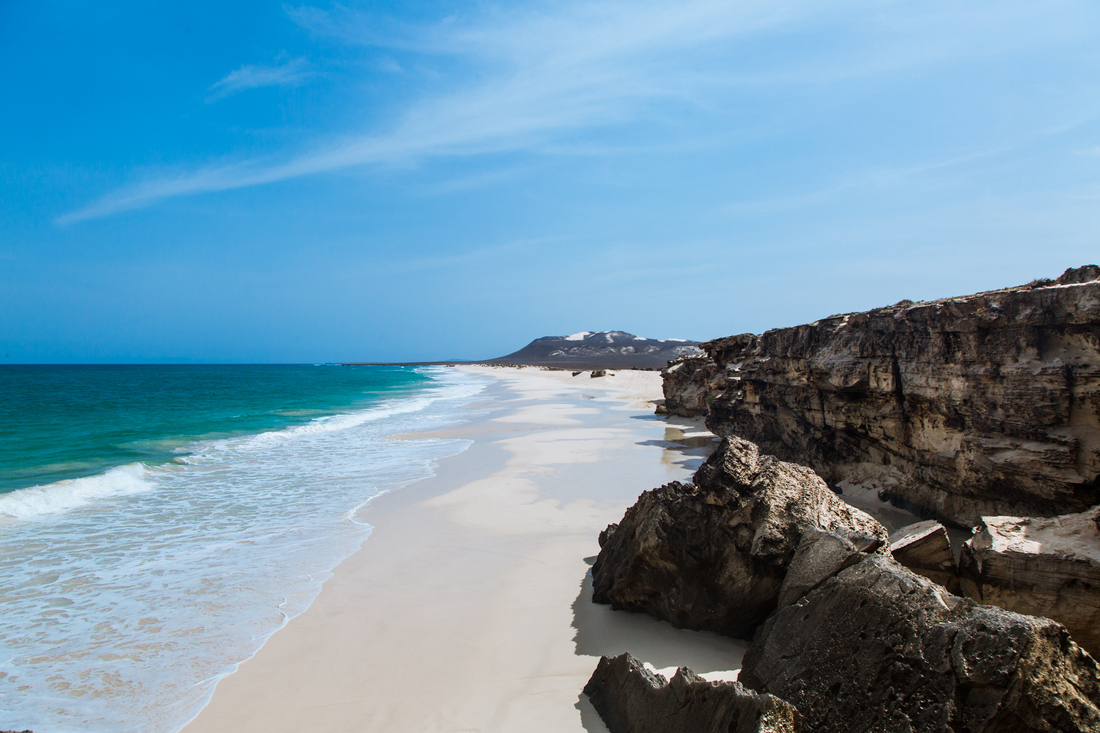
591, 437, 887, 637
584, 652, 801, 733
486, 330, 701, 369
958, 506, 1100, 659
666, 266, 1100, 526
741, 547, 1100, 733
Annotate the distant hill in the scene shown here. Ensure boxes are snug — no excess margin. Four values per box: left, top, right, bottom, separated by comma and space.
485, 331, 702, 369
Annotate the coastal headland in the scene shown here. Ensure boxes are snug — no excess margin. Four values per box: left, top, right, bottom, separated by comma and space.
589, 266, 1100, 732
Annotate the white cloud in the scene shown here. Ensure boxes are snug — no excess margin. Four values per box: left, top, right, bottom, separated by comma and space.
206, 57, 313, 101
60, 0, 1093, 224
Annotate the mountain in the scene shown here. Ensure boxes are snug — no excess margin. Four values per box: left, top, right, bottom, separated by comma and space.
485, 331, 702, 369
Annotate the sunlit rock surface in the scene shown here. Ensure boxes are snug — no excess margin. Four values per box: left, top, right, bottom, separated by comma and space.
667, 266, 1100, 525
959, 506, 1100, 658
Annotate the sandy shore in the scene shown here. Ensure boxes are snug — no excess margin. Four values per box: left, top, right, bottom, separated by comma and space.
183, 366, 748, 733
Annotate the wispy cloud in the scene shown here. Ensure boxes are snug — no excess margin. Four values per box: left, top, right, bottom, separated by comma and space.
206, 57, 313, 102
1077, 145, 1100, 157
60, 0, 1087, 224
726, 117, 1100, 216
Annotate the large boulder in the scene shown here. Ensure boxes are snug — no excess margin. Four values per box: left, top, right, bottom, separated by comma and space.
959, 506, 1100, 658
591, 437, 887, 637
741, 549, 1100, 733
700, 266, 1100, 526
890, 520, 960, 594
583, 652, 801, 733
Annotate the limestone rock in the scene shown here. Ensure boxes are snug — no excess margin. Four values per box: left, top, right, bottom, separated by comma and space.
583, 652, 801, 733
741, 554, 1100, 733
890, 520, 960, 593
690, 266, 1100, 526
777, 525, 871, 608
660, 354, 726, 416
959, 506, 1100, 658
591, 437, 887, 637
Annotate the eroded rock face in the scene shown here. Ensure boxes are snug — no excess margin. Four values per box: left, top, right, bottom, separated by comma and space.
591, 437, 887, 637
959, 506, 1100, 658
890, 520, 960, 593
694, 266, 1100, 526
583, 652, 801, 733
777, 525, 873, 608
660, 354, 726, 417
741, 553, 1100, 733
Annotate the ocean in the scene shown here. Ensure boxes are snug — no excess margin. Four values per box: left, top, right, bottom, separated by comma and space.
0, 364, 488, 732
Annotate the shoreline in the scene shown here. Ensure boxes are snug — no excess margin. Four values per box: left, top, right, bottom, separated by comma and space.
182, 365, 747, 732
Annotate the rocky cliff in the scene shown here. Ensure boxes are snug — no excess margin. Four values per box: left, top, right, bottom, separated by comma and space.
658, 354, 727, 416
668, 266, 1100, 526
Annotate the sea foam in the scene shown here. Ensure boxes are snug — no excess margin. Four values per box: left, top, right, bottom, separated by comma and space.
0, 462, 154, 519
0, 367, 489, 733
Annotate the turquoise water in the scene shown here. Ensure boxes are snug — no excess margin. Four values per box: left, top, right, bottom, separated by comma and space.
0, 364, 435, 493
0, 365, 489, 732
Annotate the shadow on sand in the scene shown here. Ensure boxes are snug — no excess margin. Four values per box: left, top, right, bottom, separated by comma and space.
570, 559, 749, 731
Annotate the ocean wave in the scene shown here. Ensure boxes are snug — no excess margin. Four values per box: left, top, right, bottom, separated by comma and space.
0, 369, 485, 520
0, 462, 155, 519
0, 366, 493, 733
197, 370, 483, 454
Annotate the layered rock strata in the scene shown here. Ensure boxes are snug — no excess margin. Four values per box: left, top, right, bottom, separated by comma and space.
592, 437, 887, 637
673, 266, 1100, 526
659, 354, 726, 416
959, 506, 1100, 658
583, 652, 801, 733
889, 520, 960, 593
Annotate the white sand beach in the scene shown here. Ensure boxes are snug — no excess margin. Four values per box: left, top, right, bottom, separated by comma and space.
183, 366, 748, 733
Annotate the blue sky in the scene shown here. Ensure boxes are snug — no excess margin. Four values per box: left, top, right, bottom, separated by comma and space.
2, 1, 1099, 363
